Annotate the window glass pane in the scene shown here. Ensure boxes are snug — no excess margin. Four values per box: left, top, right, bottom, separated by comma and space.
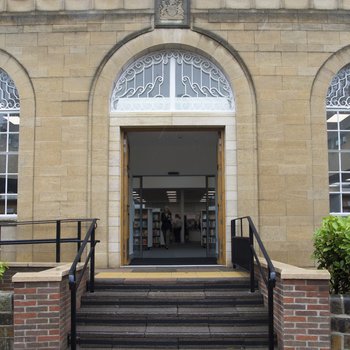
328, 152, 339, 171
341, 153, 350, 171
0, 175, 5, 193
0, 196, 5, 215
343, 194, 350, 212
0, 114, 7, 132
7, 175, 17, 193
330, 193, 341, 212
327, 111, 337, 130
0, 134, 7, 152
328, 131, 338, 150
7, 154, 18, 173
8, 134, 18, 152
0, 154, 6, 173
340, 113, 350, 130
7, 195, 16, 214
329, 173, 340, 192
340, 132, 350, 150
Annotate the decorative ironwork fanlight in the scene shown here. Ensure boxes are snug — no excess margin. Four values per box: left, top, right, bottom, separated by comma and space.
326, 64, 350, 110
0, 69, 20, 110
111, 50, 234, 112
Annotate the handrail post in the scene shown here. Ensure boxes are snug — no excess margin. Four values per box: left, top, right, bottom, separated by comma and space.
249, 224, 255, 293
77, 221, 81, 262
268, 272, 275, 350
56, 220, 61, 263
70, 279, 77, 350
89, 222, 96, 293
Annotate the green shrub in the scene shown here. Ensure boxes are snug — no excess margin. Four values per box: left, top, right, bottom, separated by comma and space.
0, 261, 7, 280
313, 215, 350, 294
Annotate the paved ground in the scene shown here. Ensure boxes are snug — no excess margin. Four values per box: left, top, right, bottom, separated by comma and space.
95, 266, 248, 280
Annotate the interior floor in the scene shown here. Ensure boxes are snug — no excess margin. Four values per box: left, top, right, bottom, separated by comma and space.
141, 242, 206, 258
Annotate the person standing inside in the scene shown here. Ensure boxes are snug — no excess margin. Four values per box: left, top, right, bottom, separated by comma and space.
173, 214, 182, 243
161, 206, 172, 249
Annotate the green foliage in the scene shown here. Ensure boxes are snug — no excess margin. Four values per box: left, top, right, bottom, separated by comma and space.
0, 261, 7, 280
313, 215, 350, 294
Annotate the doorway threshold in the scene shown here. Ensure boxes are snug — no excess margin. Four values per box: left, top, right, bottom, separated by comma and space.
129, 257, 217, 265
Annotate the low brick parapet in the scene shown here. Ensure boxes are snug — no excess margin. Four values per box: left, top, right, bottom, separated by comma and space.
258, 261, 331, 350
12, 264, 87, 350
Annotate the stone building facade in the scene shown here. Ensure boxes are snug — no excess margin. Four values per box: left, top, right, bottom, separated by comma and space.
0, 0, 349, 268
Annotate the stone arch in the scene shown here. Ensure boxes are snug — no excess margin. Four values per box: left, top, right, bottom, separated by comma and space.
0, 50, 36, 221
89, 29, 257, 267
310, 45, 350, 223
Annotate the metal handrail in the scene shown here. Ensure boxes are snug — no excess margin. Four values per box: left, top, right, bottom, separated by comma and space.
0, 218, 100, 350
0, 218, 98, 262
68, 218, 99, 350
231, 216, 276, 350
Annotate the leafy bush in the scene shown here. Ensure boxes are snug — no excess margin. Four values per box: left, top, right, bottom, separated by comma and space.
313, 215, 350, 294
0, 261, 7, 280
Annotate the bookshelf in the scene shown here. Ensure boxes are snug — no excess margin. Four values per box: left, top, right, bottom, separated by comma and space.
201, 206, 216, 247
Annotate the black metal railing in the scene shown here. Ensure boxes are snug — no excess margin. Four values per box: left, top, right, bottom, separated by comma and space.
68, 218, 98, 350
0, 218, 99, 350
231, 216, 276, 350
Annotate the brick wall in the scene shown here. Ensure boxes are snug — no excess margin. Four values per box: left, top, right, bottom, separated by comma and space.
331, 295, 350, 350
12, 265, 88, 349
257, 261, 331, 350
0, 291, 13, 350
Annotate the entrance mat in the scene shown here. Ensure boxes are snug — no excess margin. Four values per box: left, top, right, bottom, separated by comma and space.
129, 257, 217, 265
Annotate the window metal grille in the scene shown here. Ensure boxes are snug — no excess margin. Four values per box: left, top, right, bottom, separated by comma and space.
326, 64, 350, 214
0, 69, 19, 217
110, 50, 234, 112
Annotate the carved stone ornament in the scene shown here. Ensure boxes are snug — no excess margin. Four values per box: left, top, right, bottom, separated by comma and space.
155, 0, 190, 28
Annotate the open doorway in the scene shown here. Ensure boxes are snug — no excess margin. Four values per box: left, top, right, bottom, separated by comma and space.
122, 130, 224, 265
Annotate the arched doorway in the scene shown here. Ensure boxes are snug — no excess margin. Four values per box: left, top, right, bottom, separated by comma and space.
111, 49, 232, 265
89, 29, 257, 268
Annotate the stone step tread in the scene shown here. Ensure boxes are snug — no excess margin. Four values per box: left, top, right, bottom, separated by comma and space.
77, 336, 270, 349
78, 306, 267, 315
84, 291, 259, 298
77, 347, 269, 350
77, 325, 269, 335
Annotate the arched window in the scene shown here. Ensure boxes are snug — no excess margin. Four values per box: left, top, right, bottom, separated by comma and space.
0, 69, 20, 216
326, 64, 350, 214
110, 50, 234, 112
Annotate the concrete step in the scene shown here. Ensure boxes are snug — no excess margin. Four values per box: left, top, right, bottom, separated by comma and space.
75, 276, 272, 349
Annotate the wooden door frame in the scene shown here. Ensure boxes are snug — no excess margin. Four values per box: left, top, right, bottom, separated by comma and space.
120, 130, 130, 265
120, 127, 226, 266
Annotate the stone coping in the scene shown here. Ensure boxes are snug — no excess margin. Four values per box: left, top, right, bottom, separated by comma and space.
0, 0, 348, 13
11, 263, 83, 282
260, 259, 330, 280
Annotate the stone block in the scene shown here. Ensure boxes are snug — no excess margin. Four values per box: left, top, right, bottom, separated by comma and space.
7, 0, 34, 12
312, 0, 338, 9
36, 0, 63, 11
284, 0, 309, 8
65, 0, 92, 10
255, 0, 280, 8
0, 292, 12, 312
193, 0, 222, 9
225, 0, 251, 9
124, 0, 153, 9
344, 295, 350, 315
94, 0, 123, 9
